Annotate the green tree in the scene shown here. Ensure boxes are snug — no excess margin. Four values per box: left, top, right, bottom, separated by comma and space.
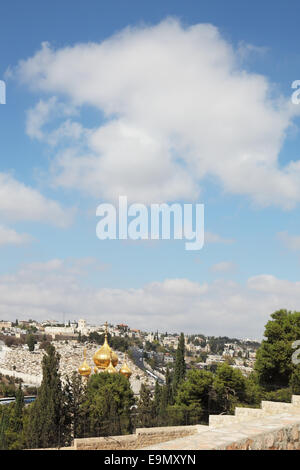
224, 355, 235, 365
213, 363, 247, 414
25, 344, 67, 448
243, 372, 263, 406
153, 380, 162, 416
173, 333, 186, 396
263, 387, 292, 403
290, 367, 300, 394
63, 372, 86, 441
81, 372, 135, 437
160, 367, 173, 412
0, 386, 27, 450
0, 406, 9, 450
175, 369, 213, 420
5, 386, 25, 449
255, 310, 300, 389
26, 333, 36, 352
136, 383, 155, 427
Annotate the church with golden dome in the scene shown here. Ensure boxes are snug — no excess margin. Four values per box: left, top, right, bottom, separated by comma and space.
78, 321, 132, 380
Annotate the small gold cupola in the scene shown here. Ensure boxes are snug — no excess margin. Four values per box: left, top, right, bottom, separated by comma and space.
119, 354, 132, 379
105, 352, 117, 374
78, 348, 92, 378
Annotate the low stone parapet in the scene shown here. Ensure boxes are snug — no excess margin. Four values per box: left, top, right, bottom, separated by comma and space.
73, 424, 202, 450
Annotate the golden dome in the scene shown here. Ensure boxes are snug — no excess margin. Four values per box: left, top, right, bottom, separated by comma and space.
119, 355, 132, 379
78, 348, 92, 377
105, 357, 117, 374
110, 349, 118, 367
93, 322, 118, 369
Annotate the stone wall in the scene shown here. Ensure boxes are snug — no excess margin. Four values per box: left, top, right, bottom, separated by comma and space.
73, 425, 203, 450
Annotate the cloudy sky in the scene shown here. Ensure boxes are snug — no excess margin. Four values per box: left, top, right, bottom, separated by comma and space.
1, 0, 300, 339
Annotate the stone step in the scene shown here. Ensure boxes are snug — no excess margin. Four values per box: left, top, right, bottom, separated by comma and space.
235, 407, 265, 419
209, 411, 266, 428
292, 395, 300, 407
209, 397, 300, 429
261, 400, 300, 415
209, 415, 238, 428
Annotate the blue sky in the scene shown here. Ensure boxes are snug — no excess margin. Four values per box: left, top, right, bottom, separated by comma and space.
0, 0, 300, 338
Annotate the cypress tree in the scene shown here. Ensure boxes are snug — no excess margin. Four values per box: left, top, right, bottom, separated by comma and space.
63, 371, 86, 440
153, 380, 161, 416
11, 386, 24, 434
26, 333, 36, 352
0, 408, 9, 450
25, 344, 67, 448
173, 333, 186, 397
136, 383, 154, 427
4, 386, 25, 449
165, 367, 173, 406
159, 366, 173, 420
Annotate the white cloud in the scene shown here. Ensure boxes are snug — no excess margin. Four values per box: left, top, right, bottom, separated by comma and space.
237, 41, 269, 60
247, 274, 300, 298
277, 231, 300, 251
26, 96, 58, 140
210, 261, 236, 273
0, 225, 32, 246
52, 123, 196, 203
9, 258, 109, 286
25, 259, 64, 272
13, 18, 300, 208
205, 232, 235, 244
0, 172, 74, 227
0, 260, 299, 338
26, 97, 82, 145
47, 119, 87, 146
